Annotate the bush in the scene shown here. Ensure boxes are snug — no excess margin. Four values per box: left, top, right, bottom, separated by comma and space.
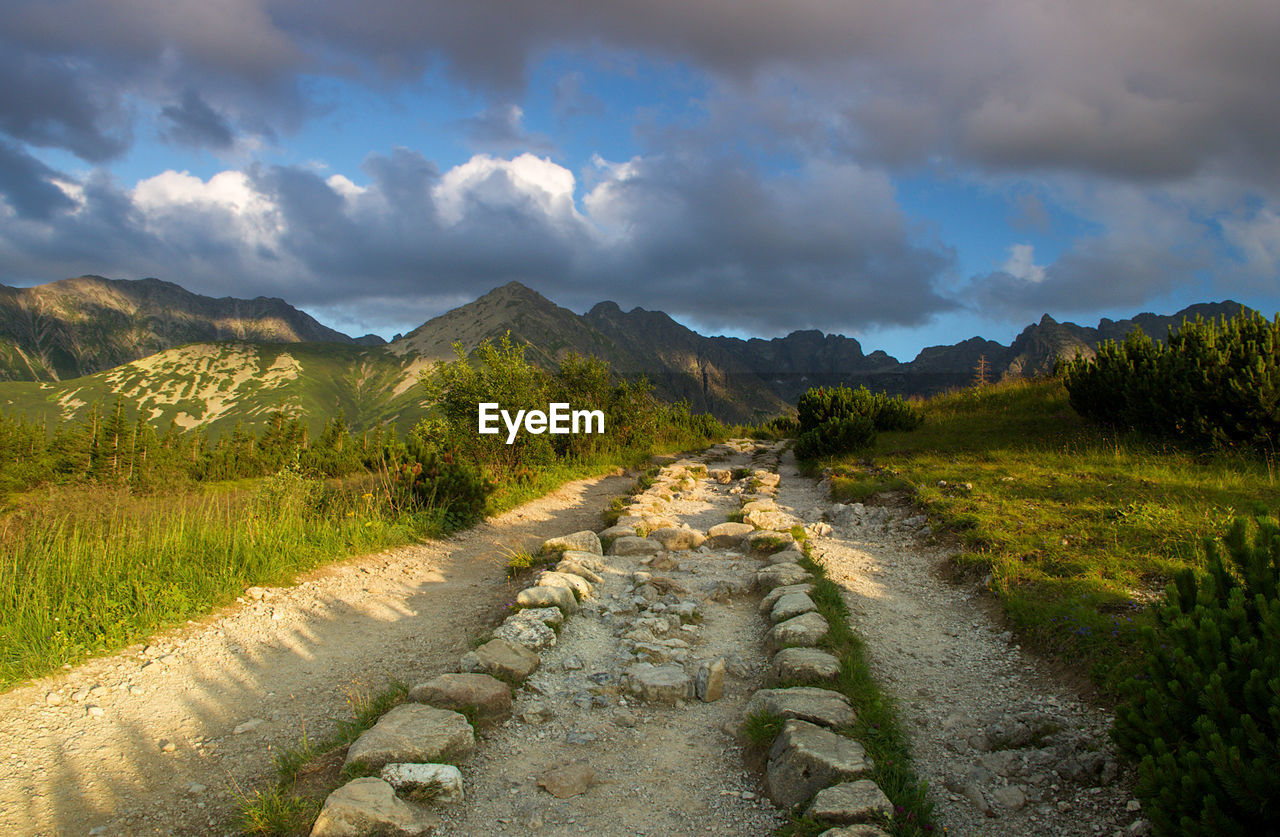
794, 415, 877, 460
392, 440, 492, 529
1111, 514, 1280, 834
796, 385, 923, 434
1063, 309, 1279, 450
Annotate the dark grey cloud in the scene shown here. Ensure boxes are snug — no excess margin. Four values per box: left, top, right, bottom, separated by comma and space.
160, 90, 236, 150
0, 49, 131, 161
0, 140, 75, 219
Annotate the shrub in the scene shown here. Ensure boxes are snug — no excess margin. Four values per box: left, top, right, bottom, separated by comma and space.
1063, 309, 1279, 450
794, 415, 877, 460
1111, 514, 1280, 834
393, 445, 492, 529
796, 385, 923, 435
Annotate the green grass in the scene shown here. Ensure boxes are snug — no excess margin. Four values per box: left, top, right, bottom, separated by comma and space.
819, 377, 1277, 694
237, 680, 408, 835
773, 551, 934, 837
0, 474, 427, 688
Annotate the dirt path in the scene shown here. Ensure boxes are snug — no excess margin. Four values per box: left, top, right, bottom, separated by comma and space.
773, 455, 1146, 836
430, 443, 788, 836
0, 471, 631, 837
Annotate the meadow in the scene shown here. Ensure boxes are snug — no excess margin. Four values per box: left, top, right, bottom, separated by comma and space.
819, 377, 1276, 693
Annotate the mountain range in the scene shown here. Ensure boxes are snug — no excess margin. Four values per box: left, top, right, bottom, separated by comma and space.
0, 275, 1259, 435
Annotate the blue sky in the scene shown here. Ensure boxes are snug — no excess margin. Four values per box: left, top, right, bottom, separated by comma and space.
2, 1, 1278, 361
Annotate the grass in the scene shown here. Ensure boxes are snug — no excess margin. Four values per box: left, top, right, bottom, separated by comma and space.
817, 377, 1277, 695
237, 680, 408, 835
0, 473, 426, 688
771, 550, 935, 837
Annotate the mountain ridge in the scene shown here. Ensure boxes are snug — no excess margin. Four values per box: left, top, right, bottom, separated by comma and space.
0, 275, 1265, 433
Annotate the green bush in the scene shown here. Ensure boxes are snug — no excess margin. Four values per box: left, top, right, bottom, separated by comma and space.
392, 442, 492, 529
796, 385, 923, 434
1111, 514, 1280, 834
794, 415, 877, 460
1063, 309, 1279, 450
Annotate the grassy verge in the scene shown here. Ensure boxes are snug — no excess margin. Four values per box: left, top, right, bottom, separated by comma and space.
771, 548, 934, 837
820, 377, 1276, 695
237, 680, 408, 835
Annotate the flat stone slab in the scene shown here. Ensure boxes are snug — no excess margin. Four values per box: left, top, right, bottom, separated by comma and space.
380, 763, 464, 804
747, 687, 856, 730
742, 498, 779, 514
771, 592, 818, 623
766, 720, 874, 807
344, 704, 474, 773
806, 780, 893, 825
649, 527, 706, 551
766, 612, 830, 651
598, 524, 639, 541
770, 647, 841, 685
494, 613, 558, 652
536, 570, 594, 599
748, 530, 798, 555
542, 530, 602, 556
760, 583, 817, 614
537, 759, 595, 798
515, 585, 577, 615
746, 508, 803, 532
626, 663, 693, 703
764, 544, 806, 565
818, 827, 892, 837
461, 638, 540, 683
408, 673, 512, 724
553, 559, 603, 583
311, 777, 437, 836
609, 535, 662, 556
756, 563, 813, 592
706, 522, 754, 548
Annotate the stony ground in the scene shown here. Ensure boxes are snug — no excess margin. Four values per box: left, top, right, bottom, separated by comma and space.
0, 440, 1153, 836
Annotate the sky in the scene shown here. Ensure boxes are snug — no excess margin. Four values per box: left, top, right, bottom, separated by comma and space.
2, 0, 1279, 361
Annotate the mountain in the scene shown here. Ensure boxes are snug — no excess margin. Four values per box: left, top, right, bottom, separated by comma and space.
0, 275, 357, 382
0, 275, 1265, 435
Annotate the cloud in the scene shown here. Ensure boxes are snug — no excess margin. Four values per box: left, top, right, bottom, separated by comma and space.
160, 90, 236, 150
0, 139, 76, 219
0, 150, 955, 335
455, 104, 556, 154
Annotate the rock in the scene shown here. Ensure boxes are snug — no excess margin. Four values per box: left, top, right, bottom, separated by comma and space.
86, 705, 104, 718
649, 527, 706, 551
756, 563, 813, 592
805, 780, 893, 824
764, 544, 806, 565
344, 705, 474, 773
246, 586, 268, 601
518, 700, 553, 724
808, 522, 835, 538
535, 570, 594, 599
408, 673, 512, 724
610, 536, 662, 556
991, 784, 1027, 811
598, 524, 639, 542
493, 614, 557, 652
233, 718, 264, 735
44, 692, 62, 706
748, 530, 797, 555
706, 522, 754, 547
766, 612, 830, 651
648, 553, 681, 571
515, 585, 578, 615
742, 498, 779, 514
753, 470, 781, 488
770, 647, 841, 685
695, 658, 726, 702
771, 592, 818, 623
553, 559, 603, 584
625, 663, 693, 703
759, 583, 817, 614
708, 468, 732, 484
537, 759, 595, 798
513, 607, 563, 629
745, 508, 803, 531
818, 826, 891, 837
746, 687, 856, 729
542, 530, 602, 556
559, 550, 607, 571
460, 639, 540, 683
310, 778, 437, 836
379, 763, 464, 804
766, 720, 875, 807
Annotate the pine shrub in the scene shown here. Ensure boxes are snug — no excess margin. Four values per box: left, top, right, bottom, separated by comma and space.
1112, 514, 1280, 834
794, 384, 922, 460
